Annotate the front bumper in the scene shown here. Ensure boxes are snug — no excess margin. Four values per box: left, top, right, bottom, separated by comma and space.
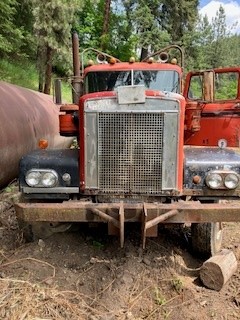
15, 200, 240, 248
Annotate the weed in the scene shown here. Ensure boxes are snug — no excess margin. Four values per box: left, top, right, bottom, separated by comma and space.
4, 187, 12, 193
92, 240, 104, 249
171, 277, 183, 293
154, 287, 166, 306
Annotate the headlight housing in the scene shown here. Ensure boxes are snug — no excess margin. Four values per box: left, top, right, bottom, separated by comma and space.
205, 173, 223, 189
25, 169, 58, 187
224, 173, 239, 189
205, 170, 239, 190
25, 171, 41, 187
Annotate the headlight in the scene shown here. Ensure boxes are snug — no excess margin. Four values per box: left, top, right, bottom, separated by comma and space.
205, 170, 240, 190
25, 171, 41, 187
224, 173, 239, 189
25, 169, 58, 187
42, 172, 58, 187
206, 173, 223, 189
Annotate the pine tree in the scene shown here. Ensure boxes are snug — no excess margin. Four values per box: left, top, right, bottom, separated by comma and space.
30, 0, 82, 94
161, 0, 199, 42
124, 0, 171, 59
210, 5, 228, 68
0, 0, 24, 57
123, 0, 198, 60
190, 5, 238, 70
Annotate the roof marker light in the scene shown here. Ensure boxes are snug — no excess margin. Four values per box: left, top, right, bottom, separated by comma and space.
148, 57, 154, 64
171, 58, 178, 65
87, 59, 94, 66
109, 57, 116, 64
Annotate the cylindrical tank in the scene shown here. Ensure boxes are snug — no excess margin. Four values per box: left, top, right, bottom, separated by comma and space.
0, 81, 72, 188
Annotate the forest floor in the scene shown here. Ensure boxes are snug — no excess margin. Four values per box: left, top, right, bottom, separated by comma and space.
0, 183, 239, 320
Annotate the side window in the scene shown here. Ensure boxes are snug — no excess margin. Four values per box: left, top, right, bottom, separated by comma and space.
188, 74, 203, 99
215, 72, 238, 100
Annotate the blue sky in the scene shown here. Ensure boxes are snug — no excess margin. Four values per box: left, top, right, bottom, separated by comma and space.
200, 0, 213, 6
200, 0, 240, 7
199, 0, 240, 33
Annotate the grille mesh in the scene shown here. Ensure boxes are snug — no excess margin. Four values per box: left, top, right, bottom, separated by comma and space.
98, 113, 164, 193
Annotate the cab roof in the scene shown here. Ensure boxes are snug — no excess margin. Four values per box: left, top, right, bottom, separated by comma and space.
84, 62, 182, 76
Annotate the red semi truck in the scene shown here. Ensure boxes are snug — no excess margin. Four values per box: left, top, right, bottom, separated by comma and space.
15, 39, 240, 257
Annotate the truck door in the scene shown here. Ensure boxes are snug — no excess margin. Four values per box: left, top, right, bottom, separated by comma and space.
183, 68, 240, 147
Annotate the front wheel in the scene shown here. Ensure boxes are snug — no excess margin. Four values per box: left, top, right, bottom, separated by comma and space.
18, 220, 72, 242
191, 222, 223, 258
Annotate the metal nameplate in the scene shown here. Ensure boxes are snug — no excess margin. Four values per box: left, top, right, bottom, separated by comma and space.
117, 85, 145, 104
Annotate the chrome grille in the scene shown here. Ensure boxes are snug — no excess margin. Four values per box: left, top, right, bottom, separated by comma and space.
98, 113, 164, 193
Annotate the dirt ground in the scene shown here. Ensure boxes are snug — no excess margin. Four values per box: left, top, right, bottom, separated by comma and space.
0, 184, 239, 320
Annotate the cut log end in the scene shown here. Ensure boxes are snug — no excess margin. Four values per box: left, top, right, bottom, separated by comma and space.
200, 249, 238, 291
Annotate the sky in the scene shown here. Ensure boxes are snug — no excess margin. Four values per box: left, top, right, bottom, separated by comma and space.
199, 0, 240, 33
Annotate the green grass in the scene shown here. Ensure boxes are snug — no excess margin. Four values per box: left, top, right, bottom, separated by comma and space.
0, 58, 72, 103
0, 59, 39, 90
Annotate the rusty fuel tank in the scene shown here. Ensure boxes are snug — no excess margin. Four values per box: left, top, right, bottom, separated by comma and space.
0, 81, 72, 188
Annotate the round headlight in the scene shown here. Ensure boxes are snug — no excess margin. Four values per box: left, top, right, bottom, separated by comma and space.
224, 173, 239, 189
25, 171, 41, 187
206, 173, 223, 189
41, 172, 58, 187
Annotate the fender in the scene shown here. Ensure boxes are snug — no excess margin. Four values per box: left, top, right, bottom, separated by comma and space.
19, 149, 79, 199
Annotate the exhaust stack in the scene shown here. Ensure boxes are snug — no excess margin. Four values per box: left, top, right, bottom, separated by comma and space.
72, 32, 83, 104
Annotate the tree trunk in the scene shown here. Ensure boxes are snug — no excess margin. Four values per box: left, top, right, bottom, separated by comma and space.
37, 45, 46, 93
140, 47, 148, 61
44, 46, 53, 95
38, 72, 44, 93
200, 249, 238, 291
101, 0, 111, 50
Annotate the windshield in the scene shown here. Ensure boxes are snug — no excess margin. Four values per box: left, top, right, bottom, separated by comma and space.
85, 70, 180, 94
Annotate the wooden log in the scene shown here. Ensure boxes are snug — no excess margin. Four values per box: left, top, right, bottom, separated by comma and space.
200, 249, 238, 291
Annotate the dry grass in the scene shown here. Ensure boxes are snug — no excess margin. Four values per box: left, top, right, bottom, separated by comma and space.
0, 253, 195, 320
0, 186, 239, 320
0, 277, 108, 320
0, 275, 194, 320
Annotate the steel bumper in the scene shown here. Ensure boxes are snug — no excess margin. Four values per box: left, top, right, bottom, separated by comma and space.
15, 201, 240, 223
15, 201, 240, 248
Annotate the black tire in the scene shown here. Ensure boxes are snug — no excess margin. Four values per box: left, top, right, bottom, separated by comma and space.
191, 222, 223, 258
18, 219, 34, 242
18, 220, 72, 242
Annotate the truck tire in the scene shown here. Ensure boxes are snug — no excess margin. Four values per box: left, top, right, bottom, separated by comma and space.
191, 222, 223, 258
18, 220, 72, 242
